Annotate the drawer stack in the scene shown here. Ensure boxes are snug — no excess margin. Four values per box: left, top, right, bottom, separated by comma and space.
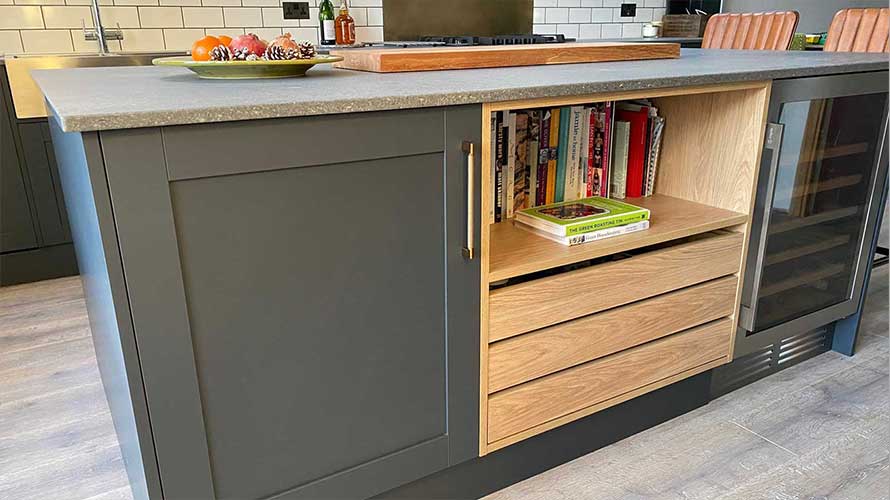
485, 230, 743, 450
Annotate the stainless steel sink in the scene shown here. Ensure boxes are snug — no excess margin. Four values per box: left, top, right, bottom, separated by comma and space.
6, 51, 185, 119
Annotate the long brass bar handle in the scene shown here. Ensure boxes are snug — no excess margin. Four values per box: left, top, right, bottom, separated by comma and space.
462, 141, 476, 260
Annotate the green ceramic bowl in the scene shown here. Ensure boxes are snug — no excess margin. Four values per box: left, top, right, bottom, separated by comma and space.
152, 55, 344, 79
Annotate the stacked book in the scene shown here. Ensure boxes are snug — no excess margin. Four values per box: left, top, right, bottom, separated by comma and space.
491, 100, 665, 223
514, 196, 651, 246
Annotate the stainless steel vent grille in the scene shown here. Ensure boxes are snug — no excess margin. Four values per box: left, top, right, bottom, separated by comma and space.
711, 326, 833, 397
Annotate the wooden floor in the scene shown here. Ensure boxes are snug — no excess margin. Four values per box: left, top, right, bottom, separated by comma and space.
0, 268, 887, 500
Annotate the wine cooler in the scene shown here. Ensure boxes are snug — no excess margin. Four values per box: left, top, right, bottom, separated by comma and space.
734, 72, 889, 358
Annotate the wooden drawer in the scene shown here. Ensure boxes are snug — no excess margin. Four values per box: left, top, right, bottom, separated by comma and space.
489, 231, 743, 341
488, 275, 737, 393
487, 318, 732, 445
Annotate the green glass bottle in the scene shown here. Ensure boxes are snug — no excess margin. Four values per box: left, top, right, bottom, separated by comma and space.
318, 0, 336, 46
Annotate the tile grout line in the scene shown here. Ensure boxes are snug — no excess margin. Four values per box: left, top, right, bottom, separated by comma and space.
729, 421, 800, 458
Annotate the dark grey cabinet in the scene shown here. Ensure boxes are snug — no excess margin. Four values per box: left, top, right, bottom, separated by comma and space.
1, 64, 77, 284
67, 106, 482, 499
19, 121, 72, 246
0, 70, 38, 253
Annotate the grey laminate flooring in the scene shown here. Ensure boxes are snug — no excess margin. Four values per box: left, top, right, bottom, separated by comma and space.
0, 269, 887, 500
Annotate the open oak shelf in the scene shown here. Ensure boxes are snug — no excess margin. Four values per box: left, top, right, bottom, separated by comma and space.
488, 194, 748, 282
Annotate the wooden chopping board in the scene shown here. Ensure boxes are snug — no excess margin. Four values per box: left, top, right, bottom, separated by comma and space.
330, 42, 680, 73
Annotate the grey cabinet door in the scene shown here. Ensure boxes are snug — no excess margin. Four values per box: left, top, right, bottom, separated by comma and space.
0, 70, 38, 253
100, 106, 482, 500
18, 122, 72, 246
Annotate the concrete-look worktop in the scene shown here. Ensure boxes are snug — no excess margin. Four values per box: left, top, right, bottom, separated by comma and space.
33, 48, 888, 132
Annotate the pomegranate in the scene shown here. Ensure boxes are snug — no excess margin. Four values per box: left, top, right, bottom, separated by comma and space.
228, 33, 268, 60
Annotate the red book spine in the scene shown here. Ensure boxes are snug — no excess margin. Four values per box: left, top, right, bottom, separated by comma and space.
616, 107, 648, 198
602, 102, 612, 197
537, 111, 551, 205
586, 106, 596, 197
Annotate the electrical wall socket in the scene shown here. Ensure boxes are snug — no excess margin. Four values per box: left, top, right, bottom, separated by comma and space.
620, 3, 637, 18
282, 1, 310, 20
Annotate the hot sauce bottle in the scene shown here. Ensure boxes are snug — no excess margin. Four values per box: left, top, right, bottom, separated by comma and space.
335, 0, 356, 46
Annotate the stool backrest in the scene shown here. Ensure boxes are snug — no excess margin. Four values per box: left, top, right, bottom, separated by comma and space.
824, 8, 890, 53
702, 11, 799, 50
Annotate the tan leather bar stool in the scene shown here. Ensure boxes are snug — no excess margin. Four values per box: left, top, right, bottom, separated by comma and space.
702, 11, 799, 50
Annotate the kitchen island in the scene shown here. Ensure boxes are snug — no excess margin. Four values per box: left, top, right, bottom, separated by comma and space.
33, 49, 889, 500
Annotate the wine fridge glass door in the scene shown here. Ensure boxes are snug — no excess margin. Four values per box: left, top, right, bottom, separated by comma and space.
751, 90, 888, 333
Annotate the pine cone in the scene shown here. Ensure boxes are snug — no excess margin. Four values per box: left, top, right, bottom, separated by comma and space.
231, 47, 252, 60
264, 45, 289, 60
209, 45, 232, 61
297, 41, 317, 59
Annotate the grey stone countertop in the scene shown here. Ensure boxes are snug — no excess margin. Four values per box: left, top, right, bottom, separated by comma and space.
32, 48, 888, 132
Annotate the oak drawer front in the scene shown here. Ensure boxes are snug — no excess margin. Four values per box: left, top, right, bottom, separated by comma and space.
487, 318, 732, 444
489, 231, 743, 341
488, 276, 738, 393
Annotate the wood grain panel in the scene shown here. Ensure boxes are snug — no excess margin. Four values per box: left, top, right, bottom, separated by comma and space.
488, 276, 737, 393
489, 231, 742, 341
487, 318, 731, 443
489, 194, 746, 282
653, 85, 770, 214
331, 43, 679, 73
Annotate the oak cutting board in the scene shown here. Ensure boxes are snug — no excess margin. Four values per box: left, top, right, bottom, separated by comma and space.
330, 42, 680, 73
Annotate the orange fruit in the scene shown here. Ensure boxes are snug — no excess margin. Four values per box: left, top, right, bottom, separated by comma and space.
191, 35, 221, 61
217, 35, 232, 47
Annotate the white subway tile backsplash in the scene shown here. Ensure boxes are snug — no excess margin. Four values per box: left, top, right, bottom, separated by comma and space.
113, 0, 158, 6
139, 7, 184, 27
98, 6, 140, 28
0, 6, 44, 29
622, 23, 642, 38
246, 26, 280, 41
366, 7, 381, 25
633, 8, 653, 23
16, 0, 64, 5
555, 23, 578, 38
183, 7, 222, 27
0, 30, 24, 53
118, 27, 163, 49
600, 23, 621, 38
242, 0, 278, 7
354, 25, 381, 42
160, 0, 200, 6
200, 0, 239, 6
42, 6, 93, 28
285, 26, 316, 44
349, 7, 366, 26
299, 6, 317, 26
3, 0, 668, 54
163, 27, 203, 48
590, 7, 611, 23
578, 23, 601, 39
544, 7, 567, 24
568, 7, 589, 23
260, 6, 299, 27
222, 7, 262, 27
21, 29, 73, 52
